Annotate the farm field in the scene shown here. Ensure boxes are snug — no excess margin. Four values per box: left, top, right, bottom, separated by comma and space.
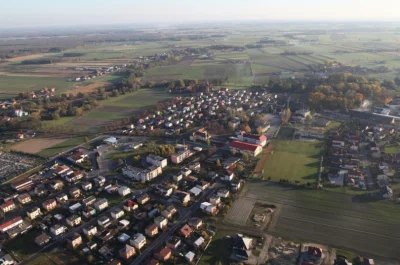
66, 88, 172, 131
36, 136, 93, 157
241, 181, 400, 258
0, 75, 74, 94
10, 137, 70, 154
259, 140, 322, 183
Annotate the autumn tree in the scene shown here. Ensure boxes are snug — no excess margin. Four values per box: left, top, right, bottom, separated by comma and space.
216, 159, 221, 167
242, 153, 249, 162
256, 126, 263, 135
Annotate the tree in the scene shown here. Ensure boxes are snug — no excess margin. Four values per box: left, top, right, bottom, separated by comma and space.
206, 138, 211, 146
244, 125, 251, 133
73, 107, 83, 116
305, 115, 313, 122
242, 153, 249, 162
216, 159, 221, 167
84, 136, 89, 144
256, 126, 263, 135
236, 164, 244, 172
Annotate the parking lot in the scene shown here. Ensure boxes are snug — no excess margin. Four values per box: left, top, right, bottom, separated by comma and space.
0, 152, 43, 182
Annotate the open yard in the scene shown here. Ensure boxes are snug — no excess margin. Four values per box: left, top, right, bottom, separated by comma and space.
384, 143, 400, 154
259, 140, 322, 184
11, 137, 70, 154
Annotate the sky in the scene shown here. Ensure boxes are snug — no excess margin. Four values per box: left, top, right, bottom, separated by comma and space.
1, 0, 400, 28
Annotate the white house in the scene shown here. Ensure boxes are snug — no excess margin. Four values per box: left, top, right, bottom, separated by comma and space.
146, 154, 168, 168
154, 216, 168, 229
50, 224, 66, 236
130, 233, 146, 250
94, 198, 108, 212
118, 186, 131, 196
83, 225, 97, 237
111, 208, 124, 220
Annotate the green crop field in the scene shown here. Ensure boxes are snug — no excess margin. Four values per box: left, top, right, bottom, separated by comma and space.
260, 140, 322, 183
102, 88, 172, 108
0, 76, 74, 93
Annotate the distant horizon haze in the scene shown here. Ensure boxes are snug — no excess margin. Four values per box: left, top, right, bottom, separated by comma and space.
1, 0, 400, 28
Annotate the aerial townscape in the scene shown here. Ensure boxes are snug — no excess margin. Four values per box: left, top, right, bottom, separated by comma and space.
0, 1, 400, 265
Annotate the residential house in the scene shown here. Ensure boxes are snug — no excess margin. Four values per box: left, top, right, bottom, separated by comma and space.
42, 199, 57, 212
217, 189, 230, 198
146, 154, 168, 168
82, 195, 96, 207
11, 179, 33, 191
166, 236, 181, 250
162, 205, 177, 219
81, 182, 92, 191
66, 215, 82, 227
193, 236, 205, 249
50, 180, 64, 190
172, 191, 190, 204
185, 251, 195, 263
68, 233, 82, 248
148, 259, 160, 265
111, 208, 124, 220
181, 167, 192, 177
94, 198, 108, 211
171, 149, 193, 164
130, 233, 146, 250
190, 128, 211, 142
67, 151, 88, 164
238, 133, 267, 146
69, 187, 82, 198
299, 128, 325, 139
188, 217, 203, 230
118, 186, 131, 196
200, 202, 217, 215
50, 224, 66, 236
155, 247, 172, 262
154, 216, 168, 229
122, 165, 162, 182
137, 194, 150, 205
0, 216, 23, 233
224, 170, 235, 181
210, 195, 221, 205
1, 200, 16, 213
35, 233, 51, 246
98, 216, 111, 227
145, 223, 159, 238
123, 200, 138, 212
230, 141, 262, 157
27, 207, 42, 220
172, 172, 183, 182
94, 176, 106, 186
178, 224, 193, 238
84, 208, 97, 220
56, 193, 68, 203
119, 244, 136, 260
83, 225, 97, 237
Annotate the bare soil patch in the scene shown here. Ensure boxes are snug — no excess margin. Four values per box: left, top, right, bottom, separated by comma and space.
11, 138, 69, 154
67, 82, 111, 95
7, 53, 58, 62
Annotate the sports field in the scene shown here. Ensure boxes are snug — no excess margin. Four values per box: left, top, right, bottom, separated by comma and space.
259, 140, 322, 183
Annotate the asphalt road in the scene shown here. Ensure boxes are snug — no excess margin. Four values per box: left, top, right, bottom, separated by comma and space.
360, 142, 375, 190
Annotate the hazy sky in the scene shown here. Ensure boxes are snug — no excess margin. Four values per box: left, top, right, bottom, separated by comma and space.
1, 0, 400, 28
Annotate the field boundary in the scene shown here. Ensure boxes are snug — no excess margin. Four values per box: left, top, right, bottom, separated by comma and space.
253, 144, 273, 178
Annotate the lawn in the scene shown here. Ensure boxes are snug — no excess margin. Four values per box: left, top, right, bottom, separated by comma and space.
199, 229, 237, 265
102, 88, 172, 108
36, 135, 94, 157
0, 76, 74, 94
260, 140, 322, 183
24, 254, 55, 265
384, 143, 400, 154
6, 229, 42, 261
41, 116, 76, 128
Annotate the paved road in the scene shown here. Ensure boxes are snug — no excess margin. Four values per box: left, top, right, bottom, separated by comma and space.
129, 188, 216, 265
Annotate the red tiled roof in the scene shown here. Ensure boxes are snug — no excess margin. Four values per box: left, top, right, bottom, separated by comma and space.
179, 224, 193, 237
1, 200, 14, 208
148, 259, 160, 265
146, 223, 158, 231
0, 216, 22, 230
157, 247, 171, 258
125, 200, 136, 207
230, 141, 260, 152
243, 133, 266, 142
